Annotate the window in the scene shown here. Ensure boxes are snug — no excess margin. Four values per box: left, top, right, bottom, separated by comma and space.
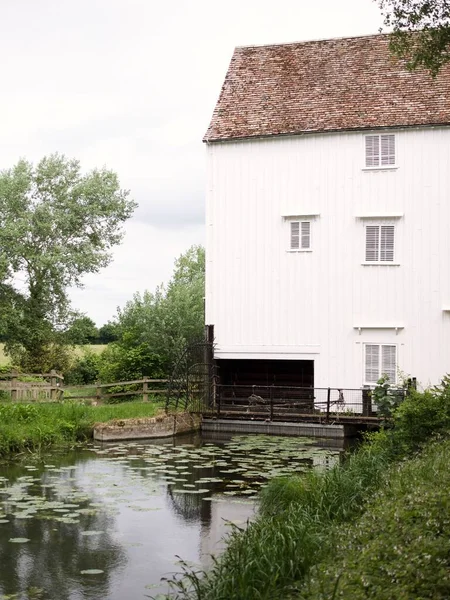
290, 221, 311, 250
365, 134, 395, 168
365, 225, 395, 262
365, 344, 397, 384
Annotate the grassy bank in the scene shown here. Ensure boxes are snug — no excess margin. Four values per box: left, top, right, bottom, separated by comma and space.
164, 380, 450, 600
300, 437, 450, 600
0, 401, 162, 458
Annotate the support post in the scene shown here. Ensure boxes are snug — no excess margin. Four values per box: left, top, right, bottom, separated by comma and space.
50, 370, 57, 401
362, 386, 372, 417
326, 387, 331, 423
11, 369, 18, 402
205, 324, 214, 408
96, 383, 101, 404
142, 376, 149, 402
270, 386, 274, 421
217, 385, 221, 417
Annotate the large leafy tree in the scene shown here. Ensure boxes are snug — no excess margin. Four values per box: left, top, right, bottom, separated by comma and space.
0, 154, 136, 371
99, 245, 205, 382
377, 0, 450, 75
65, 316, 99, 345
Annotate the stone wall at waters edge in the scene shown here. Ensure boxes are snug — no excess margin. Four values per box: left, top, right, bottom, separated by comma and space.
93, 412, 201, 441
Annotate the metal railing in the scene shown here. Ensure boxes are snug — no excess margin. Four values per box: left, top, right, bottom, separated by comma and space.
203, 384, 407, 423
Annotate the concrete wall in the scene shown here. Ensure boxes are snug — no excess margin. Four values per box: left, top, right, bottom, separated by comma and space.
93, 413, 201, 442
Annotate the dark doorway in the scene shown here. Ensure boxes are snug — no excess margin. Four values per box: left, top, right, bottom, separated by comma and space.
216, 359, 314, 388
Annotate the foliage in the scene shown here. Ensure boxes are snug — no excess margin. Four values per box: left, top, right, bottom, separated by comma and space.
0, 401, 161, 457
300, 437, 450, 600
64, 349, 101, 385
370, 374, 406, 417
0, 154, 136, 371
377, 0, 450, 75
65, 316, 99, 345
392, 375, 450, 452
98, 343, 165, 383
97, 321, 119, 344
100, 245, 205, 381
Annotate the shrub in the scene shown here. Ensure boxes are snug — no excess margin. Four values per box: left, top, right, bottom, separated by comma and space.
97, 342, 164, 383
392, 379, 450, 452
64, 350, 101, 385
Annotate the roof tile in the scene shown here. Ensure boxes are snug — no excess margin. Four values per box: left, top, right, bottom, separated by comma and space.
204, 34, 450, 142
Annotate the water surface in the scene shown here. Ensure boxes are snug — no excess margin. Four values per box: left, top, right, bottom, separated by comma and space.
0, 433, 340, 599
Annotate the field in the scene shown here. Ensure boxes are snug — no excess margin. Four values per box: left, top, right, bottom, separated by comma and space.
0, 344, 107, 367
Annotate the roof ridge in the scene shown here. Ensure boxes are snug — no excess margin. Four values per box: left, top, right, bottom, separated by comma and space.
235, 31, 388, 50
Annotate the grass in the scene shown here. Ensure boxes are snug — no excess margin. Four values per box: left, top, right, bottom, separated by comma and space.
0, 401, 162, 458
300, 437, 450, 600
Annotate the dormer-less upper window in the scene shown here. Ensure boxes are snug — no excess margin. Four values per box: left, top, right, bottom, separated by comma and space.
290, 221, 311, 250
365, 134, 396, 168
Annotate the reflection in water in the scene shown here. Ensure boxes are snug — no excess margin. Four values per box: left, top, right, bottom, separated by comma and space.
0, 451, 125, 600
0, 434, 341, 599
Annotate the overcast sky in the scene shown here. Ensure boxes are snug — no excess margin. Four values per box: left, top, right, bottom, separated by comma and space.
0, 0, 383, 325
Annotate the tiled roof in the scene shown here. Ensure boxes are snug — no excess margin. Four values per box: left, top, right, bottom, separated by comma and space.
204, 33, 450, 142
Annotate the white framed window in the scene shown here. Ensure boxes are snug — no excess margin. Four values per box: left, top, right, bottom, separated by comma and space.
365, 224, 395, 263
364, 344, 397, 384
290, 220, 311, 251
365, 134, 396, 168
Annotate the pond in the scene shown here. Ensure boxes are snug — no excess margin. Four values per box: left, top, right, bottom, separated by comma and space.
0, 433, 341, 600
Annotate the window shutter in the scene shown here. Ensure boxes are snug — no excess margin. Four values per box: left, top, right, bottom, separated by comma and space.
381, 134, 395, 166
365, 345, 380, 383
381, 345, 396, 382
301, 221, 311, 249
380, 225, 395, 262
365, 135, 380, 167
290, 221, 300, 250
365, 226, 380, 261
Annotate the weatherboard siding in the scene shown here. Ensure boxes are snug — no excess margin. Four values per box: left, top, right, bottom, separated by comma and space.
205, 127, 450, 389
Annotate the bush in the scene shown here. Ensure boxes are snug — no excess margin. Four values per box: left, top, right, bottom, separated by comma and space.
97, 342, 164, 383
301, 437, 450, 600
392, 379, 450, 452
64, 350, 101, 385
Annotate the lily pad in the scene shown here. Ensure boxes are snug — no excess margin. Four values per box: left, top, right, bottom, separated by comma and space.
80, 569, 104, 575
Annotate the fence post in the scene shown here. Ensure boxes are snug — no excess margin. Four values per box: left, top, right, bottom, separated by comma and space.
362, 386, 372, 417
50, 370, 57, 401
326, 387, 331, 423
217, 385, 221, 417
96, 383, 101, 404
270, 386, 274, 421
11, 369, 18, 402
142, 377, 149, 402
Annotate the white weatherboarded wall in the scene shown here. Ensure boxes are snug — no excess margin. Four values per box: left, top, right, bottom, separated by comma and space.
205, 127, 450, 389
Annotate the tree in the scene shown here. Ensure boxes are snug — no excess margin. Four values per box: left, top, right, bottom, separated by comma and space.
65, 316, 99, 345
0, 154, 136, 371
97, 321, 119, 344
98, 245, 205, 382
377, 0, 450, 75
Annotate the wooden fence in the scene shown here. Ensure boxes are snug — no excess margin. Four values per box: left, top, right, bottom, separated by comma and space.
0, 370, 64, 402
0, 371, 168, 404
63, 378, 168, 403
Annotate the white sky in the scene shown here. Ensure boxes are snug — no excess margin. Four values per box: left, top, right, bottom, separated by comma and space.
0, 0, 383, 325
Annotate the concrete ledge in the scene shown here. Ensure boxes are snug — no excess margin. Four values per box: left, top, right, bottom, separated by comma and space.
93, 412, 201, 442
201, 419, 346, 439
